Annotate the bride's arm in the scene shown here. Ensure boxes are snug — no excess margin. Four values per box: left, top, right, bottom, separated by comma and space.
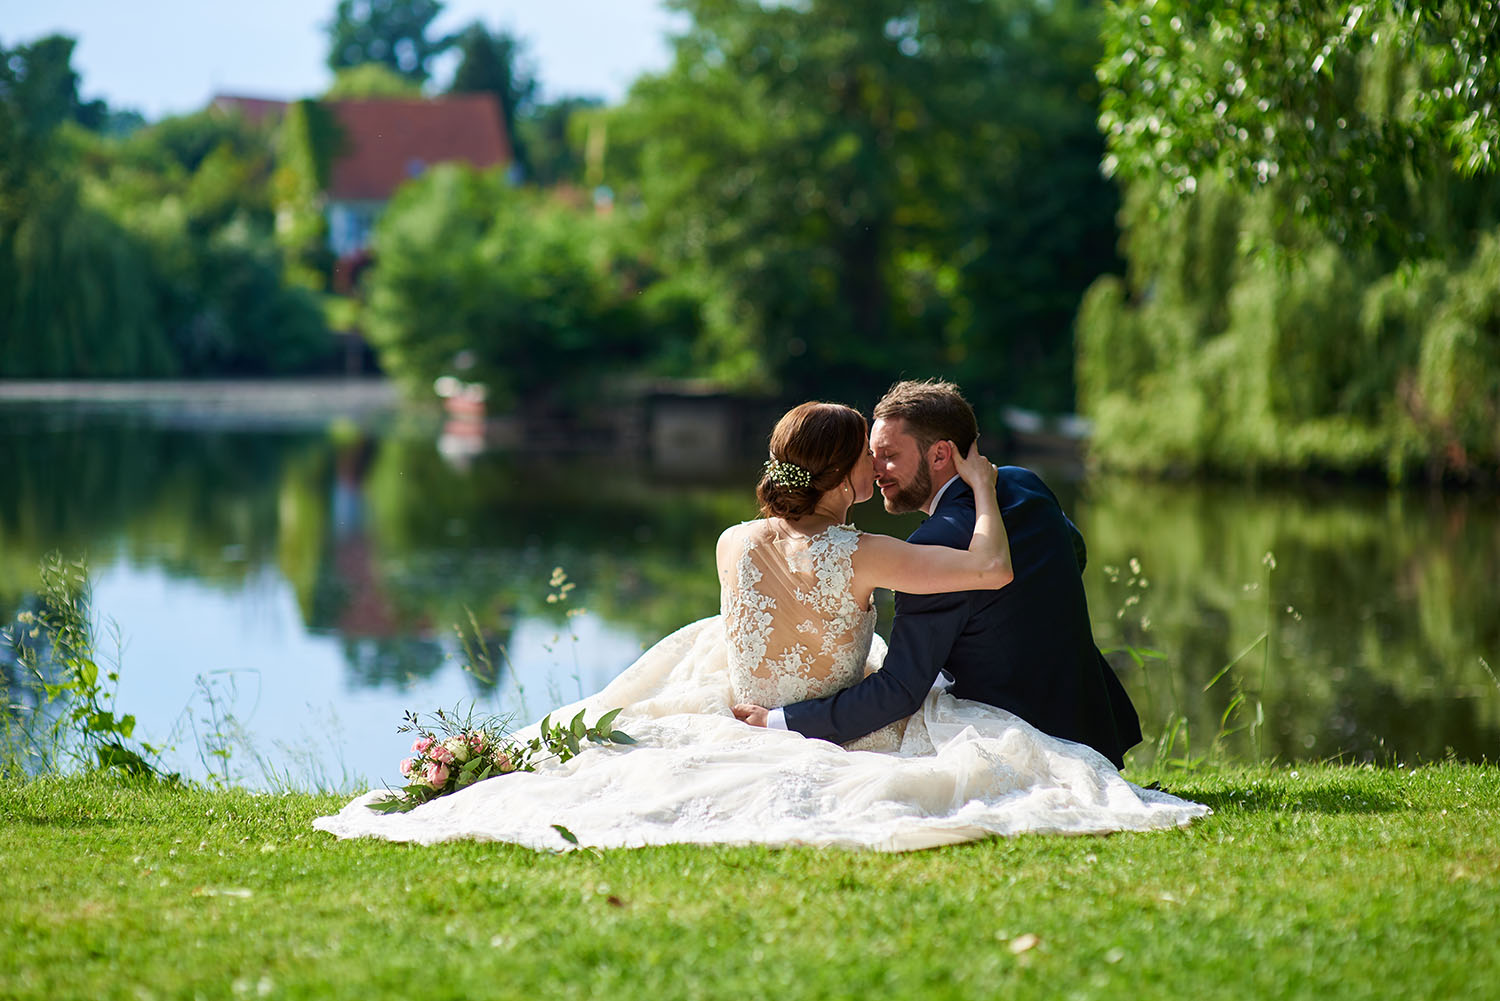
853, 443, 1013, 595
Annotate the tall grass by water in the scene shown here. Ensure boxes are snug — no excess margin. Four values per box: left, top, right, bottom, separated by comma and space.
1, 553, 364, 792
2, 553, 604, 792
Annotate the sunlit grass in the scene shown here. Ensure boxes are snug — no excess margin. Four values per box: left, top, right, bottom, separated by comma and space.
2, 764, 1496, 1000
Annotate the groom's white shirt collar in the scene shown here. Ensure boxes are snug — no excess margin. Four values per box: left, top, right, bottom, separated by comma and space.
766, 473, 963, 732
923, 474, 962, 516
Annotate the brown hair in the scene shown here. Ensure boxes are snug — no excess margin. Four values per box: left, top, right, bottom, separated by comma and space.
872, 379, 977, 455
757, 402, 869, 519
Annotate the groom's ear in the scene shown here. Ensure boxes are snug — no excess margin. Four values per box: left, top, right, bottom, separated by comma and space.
927, 439, 952, 469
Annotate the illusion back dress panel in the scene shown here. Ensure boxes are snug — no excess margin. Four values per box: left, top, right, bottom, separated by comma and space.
721, 522, 877, 709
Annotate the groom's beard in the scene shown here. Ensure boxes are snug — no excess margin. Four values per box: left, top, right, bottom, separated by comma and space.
882, 461, 932, 515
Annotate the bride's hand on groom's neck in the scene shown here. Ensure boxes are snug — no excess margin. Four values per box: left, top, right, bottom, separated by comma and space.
951, 441, 997, 493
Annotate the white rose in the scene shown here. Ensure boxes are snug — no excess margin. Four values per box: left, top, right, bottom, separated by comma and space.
442, 736, 472, 764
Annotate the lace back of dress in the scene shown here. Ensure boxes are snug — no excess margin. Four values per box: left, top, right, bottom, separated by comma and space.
721, 523, 876, 709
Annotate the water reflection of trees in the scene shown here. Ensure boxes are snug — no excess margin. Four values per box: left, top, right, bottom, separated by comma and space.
0, 409, 324, 606
336, 636, 450, 691
1079, 477, 1500, 764
0, 412, 748, 693
335, 436, 748, 666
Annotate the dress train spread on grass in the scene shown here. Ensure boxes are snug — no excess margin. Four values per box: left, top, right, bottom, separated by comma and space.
314, 618, 1208, 850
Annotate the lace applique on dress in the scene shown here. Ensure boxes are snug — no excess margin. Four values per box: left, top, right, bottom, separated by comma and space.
721, 522, 904, 750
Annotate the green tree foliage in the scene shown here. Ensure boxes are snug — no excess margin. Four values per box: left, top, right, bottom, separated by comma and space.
517, 96, 603, 188
324, 62, 424, 99
120, 109, 273, 180
1, 36, 171, 376
80, 113, 334, 375
937, 0, 1123, 413
1081, 2, 1500, 481
1098, 0, 1500, 253
272, 99, 344, 292
1076, 175, 1500, 482
1, 34, 100, 222
325, 0, 454, 84
0, 34, 105, 146
603, 0, 1116, 410
0, 169, 171, 377
1, 33, 333, 377
447, 23, 537, 180
360, 164, 656, 410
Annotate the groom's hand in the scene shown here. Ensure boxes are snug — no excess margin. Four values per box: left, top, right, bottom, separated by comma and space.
732, 703, 769, 727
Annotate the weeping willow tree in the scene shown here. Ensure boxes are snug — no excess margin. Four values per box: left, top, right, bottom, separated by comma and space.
1079, 4, 1500, 483
1077, 177, 1500, 483
1, 34, 332, 377
1, 173, 177, 377
0, 35, 176, 376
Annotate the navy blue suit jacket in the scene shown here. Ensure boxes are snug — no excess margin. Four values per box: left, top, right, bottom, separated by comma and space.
781, 466, 1142, 768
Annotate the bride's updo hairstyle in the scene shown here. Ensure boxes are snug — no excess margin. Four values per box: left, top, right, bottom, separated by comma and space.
757, 402, 868, 519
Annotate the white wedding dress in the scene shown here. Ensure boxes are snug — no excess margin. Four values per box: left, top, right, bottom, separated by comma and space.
315, 523, 1208, 851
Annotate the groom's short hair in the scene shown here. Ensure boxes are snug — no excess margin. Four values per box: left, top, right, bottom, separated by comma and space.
873, 379, 978, 455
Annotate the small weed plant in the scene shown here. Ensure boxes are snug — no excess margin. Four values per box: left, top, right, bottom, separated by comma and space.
1, 553, 177, 783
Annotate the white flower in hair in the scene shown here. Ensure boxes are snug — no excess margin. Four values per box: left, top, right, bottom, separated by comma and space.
763, 457, 812, 488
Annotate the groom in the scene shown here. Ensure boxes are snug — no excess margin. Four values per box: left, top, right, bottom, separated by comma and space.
733, 379, 1142, 768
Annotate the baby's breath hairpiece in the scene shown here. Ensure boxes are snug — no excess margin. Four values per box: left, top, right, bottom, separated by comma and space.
763, 456, 813, 489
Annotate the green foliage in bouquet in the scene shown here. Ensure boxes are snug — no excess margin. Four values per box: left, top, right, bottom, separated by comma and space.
369, 704, 635, 814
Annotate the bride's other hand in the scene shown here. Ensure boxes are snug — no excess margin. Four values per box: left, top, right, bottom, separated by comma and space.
733, 703, 769, 727
951, 440, 997, 494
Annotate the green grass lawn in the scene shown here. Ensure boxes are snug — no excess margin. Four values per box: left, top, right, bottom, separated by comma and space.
3, 763, 1496, 1001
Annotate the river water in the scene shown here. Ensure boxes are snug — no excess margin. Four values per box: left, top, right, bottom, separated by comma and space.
3, 393, 1496, 787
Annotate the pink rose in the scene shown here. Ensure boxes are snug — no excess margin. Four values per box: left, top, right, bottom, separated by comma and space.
493, 751, 515, 774
399, 757, 415, 778
424, 761, 450, 789
430, 744, 455, 765
412, 736, 434, 754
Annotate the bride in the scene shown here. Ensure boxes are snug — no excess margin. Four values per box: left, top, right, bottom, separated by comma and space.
315, 403, 1207, 851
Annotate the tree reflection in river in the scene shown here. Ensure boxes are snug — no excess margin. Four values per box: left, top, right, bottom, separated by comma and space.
1076, 475, 1500, 764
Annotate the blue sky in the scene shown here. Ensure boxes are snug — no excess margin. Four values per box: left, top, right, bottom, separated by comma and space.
1, 0, 683, 119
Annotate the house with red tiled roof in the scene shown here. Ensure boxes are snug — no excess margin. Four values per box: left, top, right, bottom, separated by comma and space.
212, 93, 512, 258
323, 95, 511, 257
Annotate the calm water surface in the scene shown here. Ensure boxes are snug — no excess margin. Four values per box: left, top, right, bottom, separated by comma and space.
3, 398, 1496, 786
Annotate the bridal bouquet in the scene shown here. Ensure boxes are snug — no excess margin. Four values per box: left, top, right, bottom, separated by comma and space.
370, 705, 635, 814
